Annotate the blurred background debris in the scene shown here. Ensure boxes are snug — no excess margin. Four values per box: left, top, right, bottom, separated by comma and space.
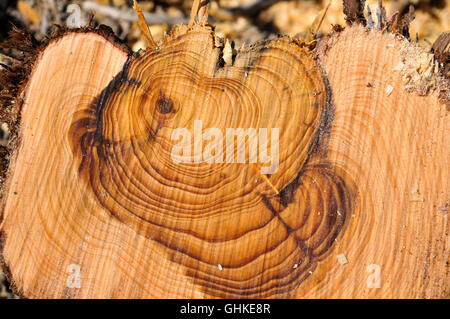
0, 0, 449, 299
0, 271, 17, 299
0, 0, 448, 51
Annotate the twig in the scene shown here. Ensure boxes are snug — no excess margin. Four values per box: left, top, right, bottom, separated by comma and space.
189, 0, 201, 27
189, 0, 210, 27
315, 0, 332, 35
81, 1, 188, 25
133, 0, 156, 50
224, 0, 279, 16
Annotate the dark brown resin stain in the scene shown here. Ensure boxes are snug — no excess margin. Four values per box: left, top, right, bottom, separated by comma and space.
68, 43, 358, 298
156, 92, 174, 114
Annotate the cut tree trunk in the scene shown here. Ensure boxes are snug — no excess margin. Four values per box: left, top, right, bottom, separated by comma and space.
311, 25, 448, 298
0, 4, 448, 299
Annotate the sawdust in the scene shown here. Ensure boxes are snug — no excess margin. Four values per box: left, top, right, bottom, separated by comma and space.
396, 39, 449, 106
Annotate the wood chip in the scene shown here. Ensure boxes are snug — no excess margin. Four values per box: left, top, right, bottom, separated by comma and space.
223, 39, 233, 66
337, 254, 348, 265
385, 85, 394, 96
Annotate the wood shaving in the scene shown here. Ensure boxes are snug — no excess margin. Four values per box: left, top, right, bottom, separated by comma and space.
337, 254, 349, 265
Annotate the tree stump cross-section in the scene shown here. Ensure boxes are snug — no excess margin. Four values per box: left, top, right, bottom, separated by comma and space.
0, 2, 448, 299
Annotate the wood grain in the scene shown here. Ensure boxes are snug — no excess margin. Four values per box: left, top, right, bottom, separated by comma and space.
0, 24, 358, 298
0, 23, 448, 298
308, 25, 449, 298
